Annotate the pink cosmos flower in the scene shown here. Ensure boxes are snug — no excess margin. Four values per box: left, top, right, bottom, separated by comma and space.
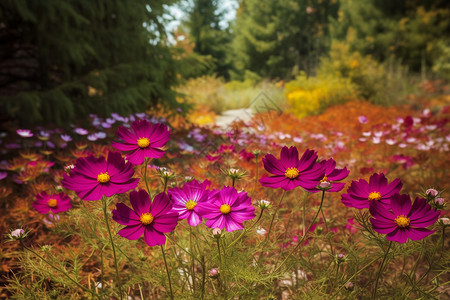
341, 173, 402, 209
304, 158, 349, 193
259, 146, 324, 191
197, 187, 255, 232
16, 129, 33, 138
369, 194, 440, 243
62, 151, 139, 201
112, 119, 170, 165
33, 191, 72, 214
112, 190, 178, 247
168, 179, 211, 226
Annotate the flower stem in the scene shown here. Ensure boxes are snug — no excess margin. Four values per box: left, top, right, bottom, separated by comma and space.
265, 190, 287, 242
101, 197, 122, 299
273, 190, 325, 273
189, 226, 196, 293
227, 207, 264, 249
372, 241, 392, 300
160, 245, 174, 300
20, 241, 98, 299
251, 153, 259, 198
143, 158, 152, 200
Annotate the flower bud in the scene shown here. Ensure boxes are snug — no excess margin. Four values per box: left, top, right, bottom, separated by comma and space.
344, 281, 354, 291
439, 217, 449, 226
212, 228, 222, 237
426, 188, 438, 197
257, 200, 272, 209
209, 268, 219, 278
435, 197, 445, 206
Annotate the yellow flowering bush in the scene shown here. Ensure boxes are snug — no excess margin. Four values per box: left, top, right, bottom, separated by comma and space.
285, 72, 356, 118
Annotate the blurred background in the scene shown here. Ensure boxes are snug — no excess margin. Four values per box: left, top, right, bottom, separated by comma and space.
1, 0, 449, 127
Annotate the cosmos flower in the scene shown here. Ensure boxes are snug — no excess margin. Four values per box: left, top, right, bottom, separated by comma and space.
112, 190, 178, 247
259, 146, 324, 191
168, 179, 211, 226
62, 151, 139, 201
197, 187, 255, 232
16, 129, 33, 138
304, 158, 349, 193
112, 119, 170, 165
33, 191, 72, 214
74, 128, 89, 135
369, 194, 440, 243
341, 173, 402, 209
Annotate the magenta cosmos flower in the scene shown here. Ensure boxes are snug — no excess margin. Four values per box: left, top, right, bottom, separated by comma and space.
196, 187, 255, 232
259, 146, 324, 191
304, 158, 349, 192
62, 151, 139, 201
33, 191, 72, 214
112, 190, 178, 247
111, 119, 170, 165
369, 194, 440, 243
168, 179, 211, 226
341, 173, 402, 209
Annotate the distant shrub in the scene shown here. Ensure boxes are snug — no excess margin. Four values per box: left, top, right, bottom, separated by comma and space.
285, 72, 356, 118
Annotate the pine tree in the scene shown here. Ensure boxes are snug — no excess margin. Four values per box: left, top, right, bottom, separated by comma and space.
231, 0, 338, 80
0, 0, 185, 126
185, 0, 232, 79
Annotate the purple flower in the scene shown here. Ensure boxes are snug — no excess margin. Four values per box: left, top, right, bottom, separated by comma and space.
112, 119, 170, 165
168, 179, 211, 226
358, 115, 368, 124
33, 191, 72, 214
341, 173, 402, 209
112, 190, 178, 247
0, 171, 7, 180
370, 194, 440, 243
60, 134, 72, 142
74, 128, 89, 135
17, 129, 33, 138
62, 151, 139, 201
304, 158, 349, 193
259, 146, 324, 191
197, 187, 255, 232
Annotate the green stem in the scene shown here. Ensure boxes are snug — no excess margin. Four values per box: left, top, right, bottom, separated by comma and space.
160, 245, 174, 300
265, 190, 287, 242
227, 207, 265, 249
320, 200, 334, 255
273, 190, 325, 273
251, 154, 259, 198
143, 158, 152, 200
201, 255, 206, 300
331, 256, 382, 299
189, 226, 196, 293
21, 241, 98, 299
101, 197, 122, 299
163, 177, 169, 194
232, 177, 236, 188
372, 241, 392, 300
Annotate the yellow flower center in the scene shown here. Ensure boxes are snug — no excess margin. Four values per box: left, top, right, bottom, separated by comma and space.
185, 200, 197, 211
394, 215, 410, 228
320, 175, 328, 182
97, 172, 110, 183
285, 167, 299, 179
47, 198, 58, 207
220, 204, 231, 214
368, 191, 381, 201
140, 213, 154, 225
137, 137, 150, 148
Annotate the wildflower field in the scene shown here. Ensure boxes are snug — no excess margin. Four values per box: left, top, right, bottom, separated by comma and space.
0, 79, 449, 299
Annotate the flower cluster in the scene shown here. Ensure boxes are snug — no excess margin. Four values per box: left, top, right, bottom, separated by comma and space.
341, 173, 440, 243
259, 146, 348, 193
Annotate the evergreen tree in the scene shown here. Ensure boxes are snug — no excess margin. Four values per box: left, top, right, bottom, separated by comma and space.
331, 0, 450, 72
185, 0, 232, 79
231, 0, 338, 79
0, 0, 185, 126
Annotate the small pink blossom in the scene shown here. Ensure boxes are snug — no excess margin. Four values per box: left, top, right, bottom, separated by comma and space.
17, 129, 33, 138
426, 189, 438, 197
